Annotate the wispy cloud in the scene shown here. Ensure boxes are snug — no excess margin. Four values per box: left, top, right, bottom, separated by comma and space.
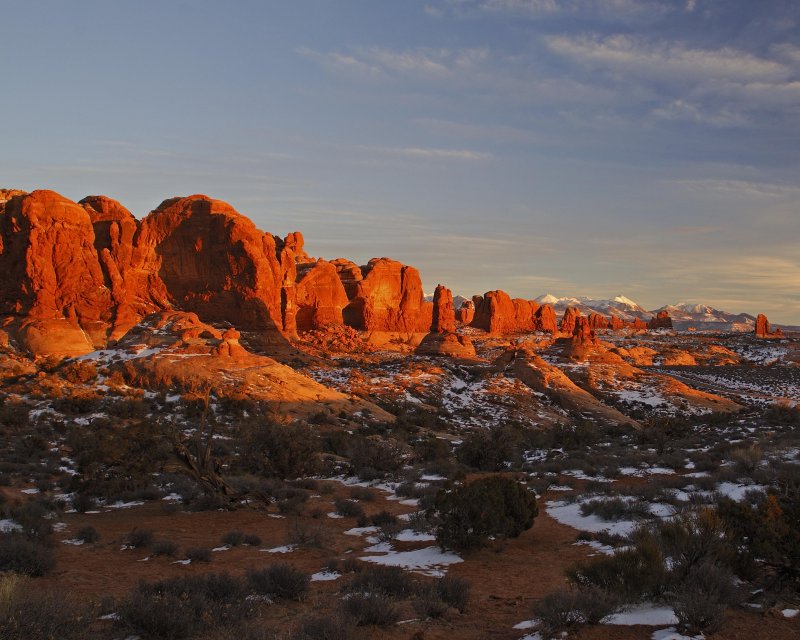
651, 99, 747, 127
297, 45, 488, 80
368, 145, 492, 161
669, 179, 800, 199
545, 35, 790, 83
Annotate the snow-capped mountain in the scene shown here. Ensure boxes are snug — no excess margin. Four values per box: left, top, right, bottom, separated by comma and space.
534, 294, 650, 322
653, 303, 755, 331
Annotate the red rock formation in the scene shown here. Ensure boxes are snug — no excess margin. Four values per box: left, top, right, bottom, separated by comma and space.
609, 315, 625, 331
81, 195, 169, 339
342, 258, 432, 332
294, 261, 349, 331
534, 304, 557, 334
647, 310, 673, 330
560, 306, 580, 335
755, 313, 784, 339
587, 312, 610, 330
331, 258, 363, 299
0, 190, 115, 355
631, 318, 648, 331
572, 316, 599, 346
136, 194, 299, 338
470, 290, 537, 334
456, 299, 475, 325
431, 284, 456, 333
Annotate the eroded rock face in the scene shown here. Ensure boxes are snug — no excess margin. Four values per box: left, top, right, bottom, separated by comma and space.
647, 310, 673, 330
342, 258, 432, 332
136, 194, 301, 338
610, 315, 626, 331
295, 261, 349, 331
470, 290, 537, 334
587, 312, 609, 330
560, 306, 580, 335
431, 284, 456, 333
456, 299, 475, 325
755, 313, 784, 339
0, 190, 114, 355
572, 316, 599, 346
534, 303, 557, 334
81, 195, 169, 339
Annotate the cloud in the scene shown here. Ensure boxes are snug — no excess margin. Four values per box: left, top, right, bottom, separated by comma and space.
669, 179, 800, 199
651, 99, 747, 127
545, 34, 790, 83
446, 0, 674, 19
370, 146, 492, 161
297, 45, 488, 80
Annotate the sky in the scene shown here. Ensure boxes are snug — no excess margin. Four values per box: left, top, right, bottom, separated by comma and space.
1, 1, 798, 322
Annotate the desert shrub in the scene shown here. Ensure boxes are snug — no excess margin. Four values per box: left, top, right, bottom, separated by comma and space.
718, 478, 800, 588
287, 521, 331, 549
0, 578, 94, 640
76, 526, 100, 544
67, 420, 171, 499
334, 498, 364, 518
241, 421, 320, 479
435, 475, 538, 551
60, 360, 97, 384
344, 435, 405, 480
221, 530, 245, 546
533, 590, 587, 639
455, 426, 523, 471
0, 534, 56, 576
436, 574, 470, 613
151, 538, 179, 557
731, 444, 763, 475
341, 592, 401, 626
580, 497, 653, 521
293, 613, 356, 640
186, 492, 229, 512
412, 434, 452, 462
413, 584, 449, 619
348, 564, 414, 598
567, 539, 666, 601
126, 528, 154, 549
349, 487, 378, 502
247, 563, 310, 601
70, 492, 96, 514
369, 510, 398, 527
243, 533, 262, 546
185, 547, 211, 563
120, 573, 249, 640
9, 499, 55, 541
669, 561, 738, 633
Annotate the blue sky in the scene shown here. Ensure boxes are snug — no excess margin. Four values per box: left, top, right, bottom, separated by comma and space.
2, 0, 798, 321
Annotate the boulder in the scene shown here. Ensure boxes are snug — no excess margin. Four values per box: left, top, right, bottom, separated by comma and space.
295, 261, 349, 331
534, 303, 558, 334
431, 284, 456, 333
456, 299, 475, 325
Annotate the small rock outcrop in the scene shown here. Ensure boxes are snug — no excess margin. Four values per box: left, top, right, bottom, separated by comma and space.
417, 285, 475, 357
456, 299, 475, 325
295, 261, 349, 331
587, 312, 609, 330
560, 306, 580, 335
341, 258, 432, 333
534, 303, 557, 334
755, 313, 784, 339
572, 316, 599, 346
647, 310, 673, 330
470, 290, 538, 334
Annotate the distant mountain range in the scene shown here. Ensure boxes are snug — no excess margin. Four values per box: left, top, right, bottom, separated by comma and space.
425, 292, 770, 332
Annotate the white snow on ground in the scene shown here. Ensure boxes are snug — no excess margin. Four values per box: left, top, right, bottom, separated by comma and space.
546, 500, 639, 536
513, 619, 539, 630
603, 603, 678, 626
359, 545, 463, 577
575, 539, 615, 556
615, 388, 670, 408
782, 608, 798, 618
0, 519, 21, 533
619, 466, 675, 477
715, 482, 766, 501
62, 538, 85, 546
311, 571, 341, 582
563, 470, 612, 482
394, 529, 437, 542
262, 545, 296, 554
652, 628, 704, 640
